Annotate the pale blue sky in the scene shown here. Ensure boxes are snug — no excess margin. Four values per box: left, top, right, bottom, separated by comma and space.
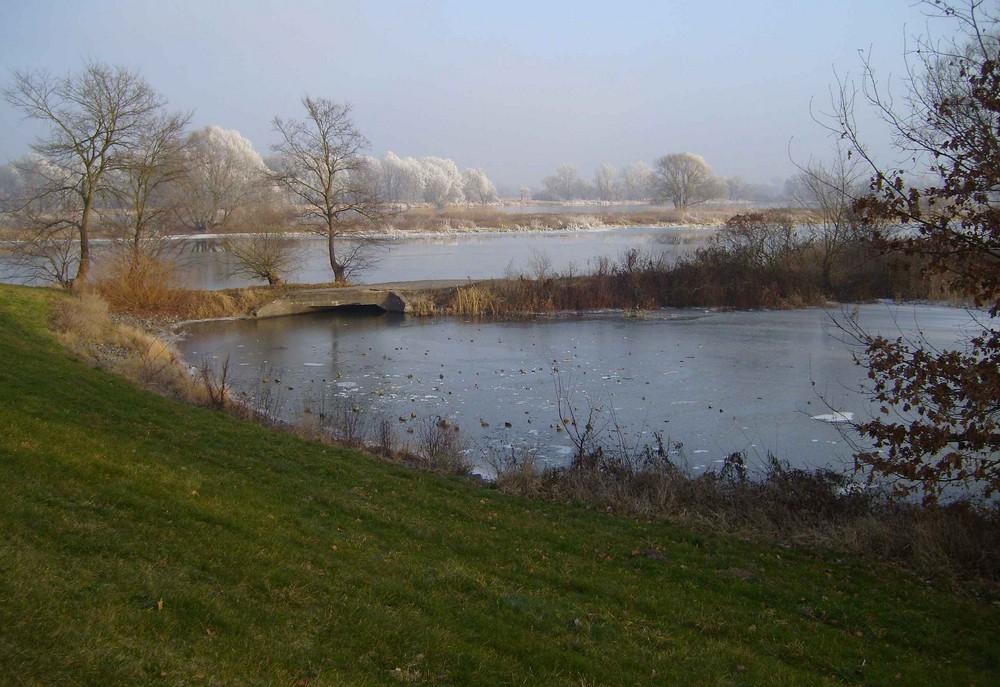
0, 0, 939, 187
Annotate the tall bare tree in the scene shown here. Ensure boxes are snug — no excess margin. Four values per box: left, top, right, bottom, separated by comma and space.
4, 61, 166, 284
794, 147, 872, 291
102, 111, 190, 261
271, 97, 385, 282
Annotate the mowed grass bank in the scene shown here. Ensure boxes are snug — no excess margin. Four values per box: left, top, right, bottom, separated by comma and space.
1, 284, 997, 686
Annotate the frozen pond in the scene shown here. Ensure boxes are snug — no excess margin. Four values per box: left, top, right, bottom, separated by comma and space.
177, 303, 983, 476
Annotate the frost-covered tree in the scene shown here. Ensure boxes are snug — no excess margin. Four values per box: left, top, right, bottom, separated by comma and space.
461, 168, 499, 203
619, 161, 654, 201
271, 97, 385, 282
542, 164, 585, 201
172, 125, 269, 232
419, 157, 465, 207
0, 162, 23, 210
594, 164, 618, 202
378, 152, 424, 204
4, 61, 167, 284
653, 152, 723, 208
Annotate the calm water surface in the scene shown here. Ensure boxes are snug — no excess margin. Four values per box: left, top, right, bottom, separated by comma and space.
169, 226, 709, 289
177, 303, 982, 476
1, 226, 708, 289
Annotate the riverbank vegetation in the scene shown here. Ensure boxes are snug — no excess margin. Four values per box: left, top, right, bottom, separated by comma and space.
2, 282, 999, 685
422, 211, 946, 317
69, 202, 940, 324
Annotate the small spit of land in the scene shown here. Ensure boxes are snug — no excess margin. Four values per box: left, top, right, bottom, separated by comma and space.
2, 282, 999, 685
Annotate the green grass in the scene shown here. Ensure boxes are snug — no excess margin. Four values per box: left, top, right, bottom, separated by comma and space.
1, 283, 997, 686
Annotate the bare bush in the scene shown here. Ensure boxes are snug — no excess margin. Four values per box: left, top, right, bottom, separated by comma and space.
198, 356, 232, 410
222, 231, 302, 285
416, 417, 470, 476
715, 210, 804, 272
233, 369, 286, 427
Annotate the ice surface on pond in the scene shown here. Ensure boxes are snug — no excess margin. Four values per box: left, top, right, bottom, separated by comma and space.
178, 304, 982, 472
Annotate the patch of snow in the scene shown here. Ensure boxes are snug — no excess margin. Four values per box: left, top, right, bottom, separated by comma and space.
812, 411, 854, 424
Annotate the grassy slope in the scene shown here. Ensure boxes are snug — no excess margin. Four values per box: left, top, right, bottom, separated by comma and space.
0, 284, 996, 686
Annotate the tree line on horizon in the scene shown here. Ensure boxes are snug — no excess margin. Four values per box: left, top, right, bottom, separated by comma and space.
0, 59, 781, 288
534, 156, 792, 206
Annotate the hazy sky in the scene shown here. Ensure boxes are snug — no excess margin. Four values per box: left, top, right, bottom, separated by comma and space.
0, 0, 940, 188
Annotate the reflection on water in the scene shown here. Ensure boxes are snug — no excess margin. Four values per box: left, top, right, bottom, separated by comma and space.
177, 303, 982, 475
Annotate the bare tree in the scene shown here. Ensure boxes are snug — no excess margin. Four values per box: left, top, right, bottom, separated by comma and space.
794, 147, 872, 291
2, 155, 77, 286
102, 111, 190, 261
4, 61, 166, 284
652, 152, 722, 209
271, 97, 386, 282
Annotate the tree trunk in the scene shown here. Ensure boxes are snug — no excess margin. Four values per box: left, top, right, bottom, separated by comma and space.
75, 201, 93, 284
327, 226, 346, 283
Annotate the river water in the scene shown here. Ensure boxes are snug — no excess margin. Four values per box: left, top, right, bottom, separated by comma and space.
170, 226, 708, 289
1, 226, 708, 289
177, 303, 982, 477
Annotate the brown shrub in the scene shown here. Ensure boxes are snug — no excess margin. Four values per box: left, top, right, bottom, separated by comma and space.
95, 251, 188, 315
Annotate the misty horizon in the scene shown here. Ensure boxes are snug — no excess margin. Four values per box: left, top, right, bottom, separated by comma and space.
1, 1, 941, 190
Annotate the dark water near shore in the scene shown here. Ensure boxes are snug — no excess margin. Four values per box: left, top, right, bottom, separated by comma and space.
177, 303, 982, 476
